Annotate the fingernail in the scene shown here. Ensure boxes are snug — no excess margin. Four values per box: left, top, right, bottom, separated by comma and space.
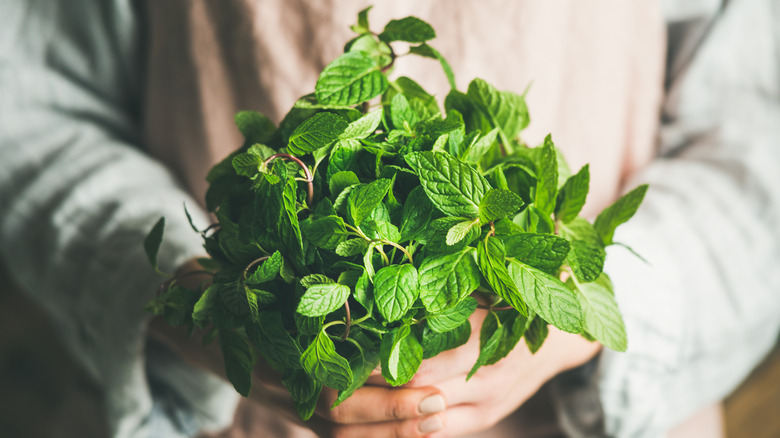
419, 415, 444, 434
419, 394, 446, 414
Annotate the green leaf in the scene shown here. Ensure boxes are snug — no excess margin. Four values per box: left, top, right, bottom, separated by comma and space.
556, 164, 590, 223
347, 178, 393, 226
301, 215, 349, 250
418, 247, 481, 312
232, 152, 262, 178
329, 170, 360, 198
373, 264, 419, 322
362, 219, 401, 242
501, 233, 570, 272
334, 333, 381, 406
534, 136, 558, 216
479, 309, 528, 365
288, 112, 348, 156
235, 111, 275, 145
559, 218, 606, 282
220, 282, 259, 320
594, 185, 649, 245
400, 186, 434, 242
408, 43, 456, 90
524, 316, 548, 353
571, 274, 627, 351
341, 109, 384, 139
351, 6, 372, 34
464, 128, 499, 164
336, 238, 369, 257
192, 285, 217, 328
354, 270, 374, 313
466, 78, 529, 151
421, 321, 470, 359
316, 51, 389, 106
246, 251, 283, 285
468, 324, 504, 380
378, 16, 436, 43
479, 189, 524, 224
220, 330, 255, 396
144, 217, 165, 273
380, 325, 423, 386
300, 274, 334, 288
301, 331, 353, 390
282, 369, 321, 421
389, 94, 420, 130
405, 151, 492, 217
446, 218, 480, 246
476, 237, 527, 316
507, 260, 583, 333
426, 297, 478, 333
246, 312, 303, 371
297, 283, 351, 317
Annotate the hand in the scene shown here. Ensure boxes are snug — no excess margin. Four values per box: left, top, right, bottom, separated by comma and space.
366, 308, 602, 437
148, 259, 448, 438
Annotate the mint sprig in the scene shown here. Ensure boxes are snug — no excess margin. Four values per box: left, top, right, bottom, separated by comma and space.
144, 9, 647, 420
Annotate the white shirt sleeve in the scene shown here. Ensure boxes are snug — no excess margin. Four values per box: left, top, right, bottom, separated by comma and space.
557, 1, 780, 436
0, 1, 237, 437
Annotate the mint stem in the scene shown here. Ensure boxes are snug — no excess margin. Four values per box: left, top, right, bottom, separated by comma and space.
263, 153, 314, 206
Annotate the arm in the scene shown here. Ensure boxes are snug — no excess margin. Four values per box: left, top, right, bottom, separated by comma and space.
558, 1, 780, 435
0, 1, 237, 436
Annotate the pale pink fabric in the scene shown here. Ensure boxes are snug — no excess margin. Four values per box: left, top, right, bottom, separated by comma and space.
142, 1, 665, 436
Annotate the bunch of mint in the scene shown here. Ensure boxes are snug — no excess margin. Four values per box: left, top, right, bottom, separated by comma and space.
144, 8, 647, 421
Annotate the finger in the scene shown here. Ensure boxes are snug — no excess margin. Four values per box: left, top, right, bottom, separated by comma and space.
317, 385, 447, 424
426, 405, 499, 438
318, 413, 446, 438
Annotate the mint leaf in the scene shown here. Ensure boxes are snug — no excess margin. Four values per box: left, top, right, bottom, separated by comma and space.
336, 238, 368, 257
464, 128, 499, 164
246, 312, 303, 371
232, 152, 262, 178
476, 237, 527, 316
235, 111, 275, 145
594, 185, 648, 245
524, 316, 548, 353
426, 296, 478, 333
144, 217, 165, 273
220, 330, 256, 396
351, 6, 372, 34
480, 309, 528, 365
347, 178, 393, 226
297, 283, 351, 317
301, 331, 353, 390
341, 109, 384, 139
399, 186, 434, 242
534, 136, 558, 216
559, 218, 606, 283
378, 16, 435, 43
334, 333, 380, 406
283, 369, 321, 421
555, 164, 590, 223
301, 215, 349, 249
571, 274, 627, 351
466, 78, 529, 150
329, 170, 360, 197
501, 233, 570, 272
390, 93, 420, 130
220, 282, 259, 320
373, 264, 419, 322
479, 188, 524, 224
380, 325, 423, 386
408, 43, 456, 90
446, 218, 480, 246
362, 219, 401, 242
288, 112, 348, 156
468, 324, 504, 380
246, 251, 283, 285
406, 151, 491, 217
507, 259, 583, 334
418, 247, 481, 312
316, 51, 389, 106
421, 321, 470, 359
353, 270, 374, 312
